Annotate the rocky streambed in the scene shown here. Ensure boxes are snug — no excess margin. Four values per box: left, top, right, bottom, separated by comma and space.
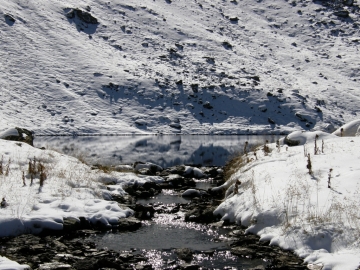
0, 165, 307, 270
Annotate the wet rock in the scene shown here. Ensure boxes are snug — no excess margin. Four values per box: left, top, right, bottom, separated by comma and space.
230, 246, 256, 257
184, 200, 219, 223
116, 217, 141, 231
181, 189, 202, 198
0, 127, 34, 146
134, 162, 163, 174
38, 262, 73, 270
175, 248, 193, 262
180, 263, 200, 270
137, 168, 154, 175
134, 203, 155, 219
63, 217, 80, 232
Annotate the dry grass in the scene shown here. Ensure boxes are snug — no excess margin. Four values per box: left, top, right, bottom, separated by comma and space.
224, 152, 246, 181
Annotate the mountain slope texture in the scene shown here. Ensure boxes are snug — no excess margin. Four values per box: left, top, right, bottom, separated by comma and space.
1, 0, 360, 134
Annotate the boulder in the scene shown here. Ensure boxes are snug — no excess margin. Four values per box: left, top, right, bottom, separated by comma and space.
0, 127, 34, 146
175, 248, 193, 262
4, 14, 16, 25
117, 217, 141, 231
332, 119, 360, 137
65, 8, 98, 24
182, 189, 201, 198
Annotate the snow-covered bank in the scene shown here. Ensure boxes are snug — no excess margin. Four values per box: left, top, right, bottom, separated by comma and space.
0, 256, 29, 270
214, 130, 360, 269
0, 139, 163, 237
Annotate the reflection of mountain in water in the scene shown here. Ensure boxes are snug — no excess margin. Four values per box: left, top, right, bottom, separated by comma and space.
186, 145, 230, 167
34, 135, 281, 167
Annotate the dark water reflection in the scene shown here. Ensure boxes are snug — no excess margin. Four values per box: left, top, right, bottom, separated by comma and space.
34, 135, 281, 167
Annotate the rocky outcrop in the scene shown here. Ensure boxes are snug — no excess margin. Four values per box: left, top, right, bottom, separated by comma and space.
0, 127, 34, 146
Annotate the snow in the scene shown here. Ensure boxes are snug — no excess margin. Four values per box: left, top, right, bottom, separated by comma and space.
332, 119, 360, 137
214, 130, 360, 270
0, 139, 162, 237
0, 128, 19, 139
0, 256, 30, 270
1, 0, 360, 135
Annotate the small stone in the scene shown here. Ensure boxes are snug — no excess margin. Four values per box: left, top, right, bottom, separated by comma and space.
334, 10, 349, 18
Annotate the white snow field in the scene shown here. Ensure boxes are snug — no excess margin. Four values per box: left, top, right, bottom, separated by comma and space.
214, 128, 360, 270
1, 0, 360, 135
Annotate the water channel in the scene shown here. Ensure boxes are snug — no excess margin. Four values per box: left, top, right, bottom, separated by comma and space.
34, 135, 283, 269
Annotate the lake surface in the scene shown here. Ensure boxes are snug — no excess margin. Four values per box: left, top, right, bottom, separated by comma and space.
34, 135, 282, 167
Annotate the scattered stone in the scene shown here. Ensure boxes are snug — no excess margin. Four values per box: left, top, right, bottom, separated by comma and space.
295, 112, 307, 122
134, 161, 163, 174
222, 41, 233, 49
190, 84, 199, 93
203, 101, 213, 109
65, 8, 99, 24
268, 118, 276, 125
334, 10, 349, 18
169, 122, 182, 129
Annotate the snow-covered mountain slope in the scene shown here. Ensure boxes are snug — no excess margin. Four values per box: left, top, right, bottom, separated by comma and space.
1, 0, 359, 134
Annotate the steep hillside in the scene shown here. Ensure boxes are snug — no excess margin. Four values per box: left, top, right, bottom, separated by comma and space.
1, 0, 359, 134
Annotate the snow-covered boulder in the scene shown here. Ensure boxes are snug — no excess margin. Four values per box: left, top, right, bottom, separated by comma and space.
332, 119, 360, 137
0, 127, 34, 146
182, 189, 201, 198
184, 166, 205, 178
133, 162, 163, 172
281, 131, 336, 146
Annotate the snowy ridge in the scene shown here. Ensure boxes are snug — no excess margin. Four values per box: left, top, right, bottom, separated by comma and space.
1, 0, 360, 134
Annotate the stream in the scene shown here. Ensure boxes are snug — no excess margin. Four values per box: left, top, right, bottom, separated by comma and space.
89, 180, 268, 269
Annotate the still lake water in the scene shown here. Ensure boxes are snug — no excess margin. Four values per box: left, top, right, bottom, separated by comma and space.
34, 135, 282, 167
